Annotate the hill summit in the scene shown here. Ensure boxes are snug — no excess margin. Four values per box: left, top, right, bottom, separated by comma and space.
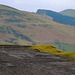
60, 9, 75, 17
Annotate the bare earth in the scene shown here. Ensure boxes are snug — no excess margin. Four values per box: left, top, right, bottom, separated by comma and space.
0, 46, 75, 75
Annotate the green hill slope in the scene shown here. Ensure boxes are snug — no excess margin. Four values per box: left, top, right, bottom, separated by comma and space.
36, 9, 75, 26
60, 9, 75, 17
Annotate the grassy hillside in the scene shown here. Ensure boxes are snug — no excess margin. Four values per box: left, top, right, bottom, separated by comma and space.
36, 9, 75, 26
0, 4, 75, 52
27, 44, 64, 53
27, 44, 75, 58
60, 9, 75, 17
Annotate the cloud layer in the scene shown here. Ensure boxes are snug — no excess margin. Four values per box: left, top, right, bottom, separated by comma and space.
0, 0, 75, 12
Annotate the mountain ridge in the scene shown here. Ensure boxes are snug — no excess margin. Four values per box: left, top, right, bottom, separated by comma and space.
60, 9, 75, 17
0, 4, 75, 51
36, 9, 75, 26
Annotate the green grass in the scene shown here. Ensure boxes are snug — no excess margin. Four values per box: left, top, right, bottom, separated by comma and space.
27, 44, 75, 58
56, 52, 75, 58
27, 44, 64, 53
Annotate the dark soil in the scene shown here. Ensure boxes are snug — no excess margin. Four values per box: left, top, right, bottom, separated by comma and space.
0, 45, 75, 75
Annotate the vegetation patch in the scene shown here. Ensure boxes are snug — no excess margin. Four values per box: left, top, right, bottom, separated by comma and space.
4, 18, 24, 23
0, 9, 23, 17
27, 44, 75, 58
0, 25, 12, 34
57, 52, 75, 58
27, 44, 64, 53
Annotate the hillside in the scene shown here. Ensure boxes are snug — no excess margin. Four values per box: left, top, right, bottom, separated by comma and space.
60, 9, 75, 17
0, 4, 75, 51
36, 9, 75, 26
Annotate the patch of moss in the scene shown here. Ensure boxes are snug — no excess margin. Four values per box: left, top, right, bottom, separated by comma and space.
57, 52, 75, 58
27, 44, 75, 58
27, 44, 64, 54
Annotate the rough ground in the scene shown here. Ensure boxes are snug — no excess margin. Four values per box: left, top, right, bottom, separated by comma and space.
0, 46, 75, 75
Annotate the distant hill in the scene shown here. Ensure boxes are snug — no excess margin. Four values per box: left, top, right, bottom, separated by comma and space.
0, 4, 75, 51
60, 9, 75, 17
36, 9, 75, 26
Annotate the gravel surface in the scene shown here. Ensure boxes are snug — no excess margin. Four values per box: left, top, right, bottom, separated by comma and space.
0, 46, 75, 75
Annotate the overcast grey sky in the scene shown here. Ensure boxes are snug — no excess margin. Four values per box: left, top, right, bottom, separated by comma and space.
0, 0, 75, 12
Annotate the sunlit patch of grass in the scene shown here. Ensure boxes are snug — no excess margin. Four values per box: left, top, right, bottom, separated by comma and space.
27, 44, 64, 53
56, 52, 75, 58
27, 44, 75, 58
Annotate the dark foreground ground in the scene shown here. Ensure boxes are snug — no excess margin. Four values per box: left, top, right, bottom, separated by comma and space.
0, 45, 75, 75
